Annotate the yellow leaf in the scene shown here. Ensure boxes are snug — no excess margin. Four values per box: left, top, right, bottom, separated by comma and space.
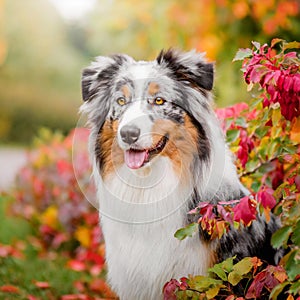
40, 206, 58, 229
290, 117, 300, 143
264, 206, 271, 223
272, 107, 282, 126
216, 221, 226, 239
206, 285, 221, 299
75, 226, 91, 248
260, 136, 270, 148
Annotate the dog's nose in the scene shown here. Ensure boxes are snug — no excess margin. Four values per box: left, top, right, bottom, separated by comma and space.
120, 125, 140, 145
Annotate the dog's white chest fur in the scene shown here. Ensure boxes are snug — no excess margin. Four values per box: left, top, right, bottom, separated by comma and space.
96, 157, 212, 300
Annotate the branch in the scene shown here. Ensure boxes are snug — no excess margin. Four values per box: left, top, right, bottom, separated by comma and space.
239, 157, 278, 178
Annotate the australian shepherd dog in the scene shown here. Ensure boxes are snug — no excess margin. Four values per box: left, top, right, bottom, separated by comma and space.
80, 49, 281, 299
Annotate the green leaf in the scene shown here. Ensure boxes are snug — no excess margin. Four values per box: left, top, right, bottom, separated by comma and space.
271, 226, 293, 249
228, 271, 243, 286
228, 257, 254, 286
251, 181, 262, 193
281, 145, 297, 155
189, 276, 223, 291
270, 282, 290, 300
245, 159, 261, 173
174, 222, 198, 240
291, 221, 300, 247
285, 250, 300, 281
226, 129, 240, 143
232, 48, 253, 62
235, 117, 247, 127
221, 256, 235, 273
255, 126, 270, 139
232, 257, 254, 275
208, 263, 227, 281
289, 280, 300, 295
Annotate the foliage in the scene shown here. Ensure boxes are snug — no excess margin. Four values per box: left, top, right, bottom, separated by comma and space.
165, 39, 300, 299
0, 0, 84, 144
2, 128, 117, 299
85, 0, 300, 107
2, 0, 300, 145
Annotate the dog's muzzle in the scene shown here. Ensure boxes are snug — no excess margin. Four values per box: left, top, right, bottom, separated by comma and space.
119, 124, 168, 170
120, 124, 141, 145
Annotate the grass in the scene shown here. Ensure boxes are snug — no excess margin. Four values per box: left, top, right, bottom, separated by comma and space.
0, 196, 32, 244
0, 196, 86, 299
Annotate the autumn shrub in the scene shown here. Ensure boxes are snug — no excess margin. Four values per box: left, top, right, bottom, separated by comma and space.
164, 39, 300, 299
11, 127, 107, 277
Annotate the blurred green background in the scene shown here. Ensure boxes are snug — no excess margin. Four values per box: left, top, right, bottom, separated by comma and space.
1, 0, 299, 145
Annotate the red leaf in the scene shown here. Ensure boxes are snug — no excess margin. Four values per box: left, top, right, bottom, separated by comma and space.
246, 266, 283, 299
0, 285, 20, 293
163, 279, 180, 300
250, 65, 265, 83
233, 196, 257, 226
246, 271, 266, 298
89, 278, 108, 293
34, 281, 50, 289
73, 281, 86, 293
257, 187, 276, 209
89, 278, 117, 298
67, 260, 86, 272
295, 175, 300, 192
85, 250, 105, 266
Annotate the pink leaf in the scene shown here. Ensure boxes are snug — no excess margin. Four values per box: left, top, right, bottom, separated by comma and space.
67, 260, 86, 272
34, 281, 50, 289
257, 187, 276, 209
233, 196, 257, 226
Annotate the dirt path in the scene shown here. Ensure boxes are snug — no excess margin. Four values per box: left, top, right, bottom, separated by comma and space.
0, 148, 27, 191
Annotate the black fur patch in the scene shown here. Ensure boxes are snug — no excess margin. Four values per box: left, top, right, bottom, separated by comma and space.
81, 68, 98, 102
217, 215, 282, 264
156, 49, 214, 92
187, 112, 210, 162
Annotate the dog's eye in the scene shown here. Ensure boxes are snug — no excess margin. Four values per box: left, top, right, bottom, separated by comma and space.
117, 97, 127, 106
154, 97, 165, 106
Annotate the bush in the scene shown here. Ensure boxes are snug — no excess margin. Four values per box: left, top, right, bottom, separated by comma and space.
164, 40, 300, 299
9, 127, 117, 299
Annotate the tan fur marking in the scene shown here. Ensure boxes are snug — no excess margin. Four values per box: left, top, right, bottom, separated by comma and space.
148, 82, 160, 96
98, 120, 124, 179
121, 85, 131, 99
151, 114, 198, 184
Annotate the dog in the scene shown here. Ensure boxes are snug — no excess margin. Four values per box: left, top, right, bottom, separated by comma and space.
80, 49, 281, 299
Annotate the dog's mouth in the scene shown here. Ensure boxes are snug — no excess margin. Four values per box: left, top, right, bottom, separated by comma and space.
124, 135, 168, 169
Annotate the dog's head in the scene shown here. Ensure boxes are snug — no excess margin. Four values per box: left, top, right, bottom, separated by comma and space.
81, 49, 215, 179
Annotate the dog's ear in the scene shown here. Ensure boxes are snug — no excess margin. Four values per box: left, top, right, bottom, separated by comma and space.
81, 54, 132, 102
80, 54, 133, 129
156, 49, 214, 91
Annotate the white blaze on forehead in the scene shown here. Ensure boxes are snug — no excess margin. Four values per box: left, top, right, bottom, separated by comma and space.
118, 101, 153, 149
127, 62, 154, 81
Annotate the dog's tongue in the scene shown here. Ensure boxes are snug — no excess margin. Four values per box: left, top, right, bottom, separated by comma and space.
124, 150, 148, 169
